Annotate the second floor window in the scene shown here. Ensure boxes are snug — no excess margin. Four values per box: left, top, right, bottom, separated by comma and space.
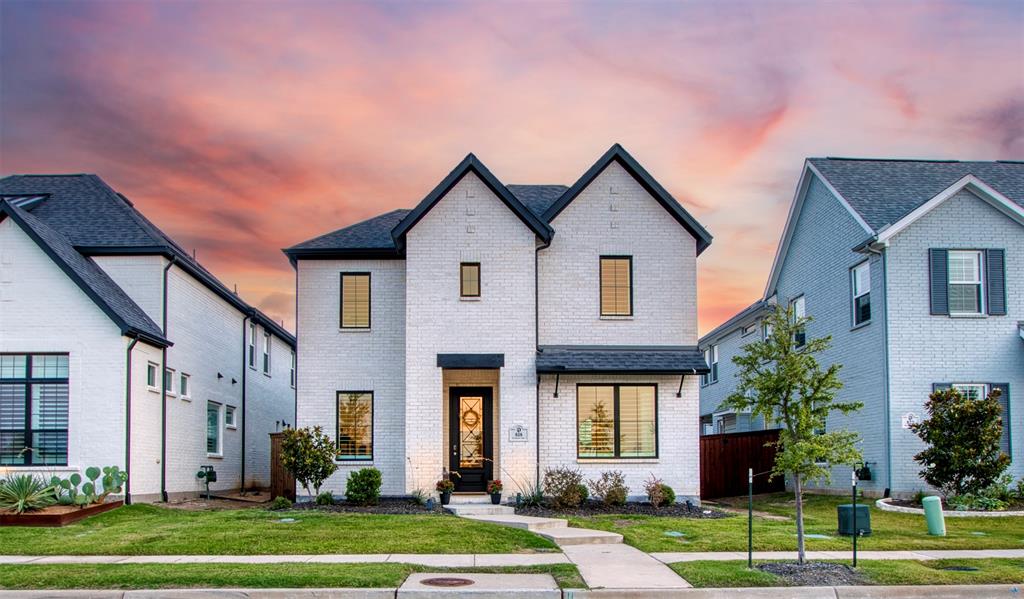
851, 261, 871, 326
262, 332, 271, 374
290, 350, 296, 388
460, 262, 480, 297
790, 295, 806, 347
600, 256, 632, 316
340, 273, 371, 328
948, 250, 983, 315
248, 322, 256, 368
701, 345, 719, 386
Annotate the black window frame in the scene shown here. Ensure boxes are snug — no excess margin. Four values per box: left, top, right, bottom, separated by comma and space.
599, 256, 634, 317
336, 390, 374, 462
340, 272, 372, 329
0, 353, 70, 467
576, 383, 658, 460
460, 262, 481, 298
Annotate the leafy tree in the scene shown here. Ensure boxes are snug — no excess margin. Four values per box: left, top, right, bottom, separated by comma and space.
279, 426, 338, 498
910, 387, 1010, 498
723, 305, 862, 564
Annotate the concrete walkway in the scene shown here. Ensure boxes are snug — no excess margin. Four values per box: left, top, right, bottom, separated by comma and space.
651, 548, 1024, 563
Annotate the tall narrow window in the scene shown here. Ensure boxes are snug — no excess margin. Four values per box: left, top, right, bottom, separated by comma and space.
460, 262, 480, 298
710, 345, 719, 384
600, 256, 632, 316
577, 384, 656, 459
179, 373, 190, 399
337, 391, 373, 460
206, 401, 222, 456
948, 250, 984, 315
248, 322, 257, 368
262, 332, 271, 375
290, 350, 296, 388
340, 273, 371, 328
851, 261, 871, 326
0, 354, 69, 466
146, 362, 158, 389
701, 349, 711, 387
790, 295, 806, 347
164, 368, 175, 395
225, 405, 236, 428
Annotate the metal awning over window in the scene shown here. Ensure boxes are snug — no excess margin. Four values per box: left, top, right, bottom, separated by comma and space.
536, 346, 709, 375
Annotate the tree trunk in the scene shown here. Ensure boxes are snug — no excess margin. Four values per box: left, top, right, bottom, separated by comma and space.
794, 473, 806, 565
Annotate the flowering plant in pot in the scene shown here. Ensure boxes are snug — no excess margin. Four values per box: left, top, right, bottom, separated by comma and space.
487, 479, 503, 505
435, 479, 455, 505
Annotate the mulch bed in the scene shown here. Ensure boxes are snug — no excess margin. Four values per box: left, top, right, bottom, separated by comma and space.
289, 497, 446, 515
515, 500, 731, 518
758, 561, 866, 586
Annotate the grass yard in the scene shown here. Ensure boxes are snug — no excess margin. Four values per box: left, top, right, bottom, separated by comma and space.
566, 493, 1024, 552
670, 559, 1024, 587
0, 563, 585, 590
0, 505, 556, 555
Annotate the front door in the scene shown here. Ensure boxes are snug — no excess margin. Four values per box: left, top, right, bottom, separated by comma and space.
448, 387, 493, 492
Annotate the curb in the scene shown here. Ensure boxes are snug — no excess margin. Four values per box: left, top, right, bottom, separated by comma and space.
875, 498, 1024, 518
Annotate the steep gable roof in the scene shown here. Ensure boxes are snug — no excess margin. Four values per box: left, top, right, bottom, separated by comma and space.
0, 174, 295, 346
284, 209, 409, 263
391, 154, 553, 246
0, 199, 169, 347
542, 144, 713, 255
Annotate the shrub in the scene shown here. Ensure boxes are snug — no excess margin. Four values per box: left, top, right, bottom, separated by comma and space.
279, 426, 339, 497
912, 489, 928, 505
543, 466, 584, 509
576, 483, 589, 503
315, 491, 335, 506
910, 387, 1010, 498
410, 488, 428, 506
948, 494, 1007, 512
346, 467, 382, 506
660, 484, 676, 506
0, 475, 56, 514
644, 474, 669, 507
518, 479, 544, 507
588, 470, 628, 506
269, 496, 292, 510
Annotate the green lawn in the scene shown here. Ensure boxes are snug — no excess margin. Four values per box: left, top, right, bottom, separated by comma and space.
567, 493, 1024, 552
671, 559, 1024, 587
0, 505, 556, 555
0, 563, 585, 590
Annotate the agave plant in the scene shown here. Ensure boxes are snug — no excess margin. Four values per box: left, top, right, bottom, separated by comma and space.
0, 474, 57, 514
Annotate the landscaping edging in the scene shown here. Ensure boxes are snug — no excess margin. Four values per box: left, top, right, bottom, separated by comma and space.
0, 501, 122, 527
875, 497, 1024, 518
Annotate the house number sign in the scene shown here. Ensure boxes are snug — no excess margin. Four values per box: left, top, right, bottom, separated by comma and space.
508, 424, 529, 442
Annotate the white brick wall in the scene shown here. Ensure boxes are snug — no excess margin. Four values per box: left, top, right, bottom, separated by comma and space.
539, 161, 698, 346
245, 331, 296, 488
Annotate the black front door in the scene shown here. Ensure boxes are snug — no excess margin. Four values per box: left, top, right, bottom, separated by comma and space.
448, 387, 493, 492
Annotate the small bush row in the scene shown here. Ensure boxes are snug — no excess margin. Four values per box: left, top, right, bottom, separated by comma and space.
541, 467, 676, 508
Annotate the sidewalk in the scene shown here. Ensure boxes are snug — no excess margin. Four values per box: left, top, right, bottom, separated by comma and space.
650, 548, 1024, 563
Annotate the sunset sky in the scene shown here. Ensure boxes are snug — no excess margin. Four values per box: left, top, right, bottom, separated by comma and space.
2, 0, 1021, 334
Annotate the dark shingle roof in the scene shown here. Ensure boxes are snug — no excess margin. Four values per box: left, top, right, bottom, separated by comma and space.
536, 345, 709, 374
286, 209, 408, 256
508, 185, 569, 218
0, 199, 169, 346
808, 158, 1024, 232
0, 174, 294, 346
699, 300, 770, 347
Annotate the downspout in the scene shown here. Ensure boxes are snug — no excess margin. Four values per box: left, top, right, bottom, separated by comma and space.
160, 256, 176, 503
864, 241, 893, 496
240, 313, 250, 494
534, 239, 550, 485
124, 335, 139, 505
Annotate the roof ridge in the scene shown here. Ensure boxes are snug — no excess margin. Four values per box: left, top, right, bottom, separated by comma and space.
813, 156, 1021, 164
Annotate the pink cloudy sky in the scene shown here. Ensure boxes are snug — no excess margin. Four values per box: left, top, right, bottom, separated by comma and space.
1, 0, 1021, 334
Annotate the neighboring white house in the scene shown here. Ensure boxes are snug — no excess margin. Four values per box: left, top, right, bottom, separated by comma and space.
699, 158, 1023, 497
286, 144, 712, 502
0, 175, 296, 502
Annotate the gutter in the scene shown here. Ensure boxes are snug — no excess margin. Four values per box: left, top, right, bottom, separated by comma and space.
240, 313, 250, 494
160, 255, 176, 503
534, 238, 551, 485
858, 240, 893, 496
124, 335, 139, 504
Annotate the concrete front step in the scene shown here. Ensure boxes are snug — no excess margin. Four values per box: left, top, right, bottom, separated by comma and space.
444, 504, 515, 516
536, 526, 623, 546
462, 514, 568, 531
447, 494, 495, 505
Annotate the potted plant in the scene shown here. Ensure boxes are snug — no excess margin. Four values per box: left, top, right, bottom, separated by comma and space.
487, 479, 503, 505
436, 478, 454, 505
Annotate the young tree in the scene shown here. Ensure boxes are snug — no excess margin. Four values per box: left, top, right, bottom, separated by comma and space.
910, 387, 1010, 498
280, 426, 339, 498
723, 305, 862, 564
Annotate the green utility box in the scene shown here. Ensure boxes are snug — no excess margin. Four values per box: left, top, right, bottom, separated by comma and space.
837, 504, 871, 536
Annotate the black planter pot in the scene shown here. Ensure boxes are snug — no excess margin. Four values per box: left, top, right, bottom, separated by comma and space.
490, 493, 502, 505
440, 491, 452, 505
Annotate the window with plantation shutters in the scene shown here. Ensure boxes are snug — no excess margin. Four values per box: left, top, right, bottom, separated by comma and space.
340, 273, 371, 328
600, 256, 632, 316
577, 384, 656, 458
0, 354, 69, 466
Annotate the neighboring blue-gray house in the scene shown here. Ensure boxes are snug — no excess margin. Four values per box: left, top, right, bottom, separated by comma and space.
700, 158, 1023, 497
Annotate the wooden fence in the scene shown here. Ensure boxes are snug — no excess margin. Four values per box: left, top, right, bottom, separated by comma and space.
700, 428, 784, 499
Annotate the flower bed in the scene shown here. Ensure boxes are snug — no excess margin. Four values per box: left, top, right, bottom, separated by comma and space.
288, 497, 445, 515
875, 497, 1024, 518
1, 500, 122, 527
516, 500, 730, 518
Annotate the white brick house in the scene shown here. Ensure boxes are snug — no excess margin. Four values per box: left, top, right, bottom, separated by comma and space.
286, 145, 711, 502
0, 175, 296, 502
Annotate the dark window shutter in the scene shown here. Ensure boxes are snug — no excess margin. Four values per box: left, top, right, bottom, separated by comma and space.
929, 249, 948, 315
990, 383, 1011, 457
985, 249, 1006, 315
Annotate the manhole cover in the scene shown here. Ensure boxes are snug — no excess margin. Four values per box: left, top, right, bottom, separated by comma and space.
421, 577, 475, 587
939, 566, 979, 572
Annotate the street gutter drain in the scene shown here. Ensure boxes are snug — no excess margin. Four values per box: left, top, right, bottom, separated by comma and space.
421, 577, 475, 587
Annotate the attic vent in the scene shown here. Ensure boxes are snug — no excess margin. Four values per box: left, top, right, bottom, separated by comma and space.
1, 194, 50, 210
